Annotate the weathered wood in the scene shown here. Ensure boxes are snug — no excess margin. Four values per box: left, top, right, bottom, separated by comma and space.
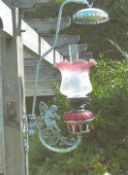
79, 51, 93, 59
24, 59, 60, 80
0, 37, 4, 175
25, 80, 60, 96
44, 35, 80, 48
3, 0, 51, 8
0, 1, 63, 63
24, 58, 61, 96
0, 0, 13, 37
78, 43, 88, 53
25, 17, 71, 34
0, 36, 27, 175
21, 20, 63, 63
56, 43, 87, 58
0, 8, 28, 175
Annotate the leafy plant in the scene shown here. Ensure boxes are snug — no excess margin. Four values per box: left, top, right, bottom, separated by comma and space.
28, 53, 128, 175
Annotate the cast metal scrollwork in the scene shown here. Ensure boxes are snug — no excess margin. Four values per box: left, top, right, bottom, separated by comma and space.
38, 101, 81, 153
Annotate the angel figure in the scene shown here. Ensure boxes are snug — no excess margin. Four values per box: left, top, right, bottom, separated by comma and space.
39, 101, 61, 132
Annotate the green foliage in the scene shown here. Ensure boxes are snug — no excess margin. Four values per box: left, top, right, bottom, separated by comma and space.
28, 55, 128, 175
109, 40, 128, 59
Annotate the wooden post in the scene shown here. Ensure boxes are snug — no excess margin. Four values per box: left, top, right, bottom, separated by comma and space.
0, 8, 28, 175
0, 34, 4, 175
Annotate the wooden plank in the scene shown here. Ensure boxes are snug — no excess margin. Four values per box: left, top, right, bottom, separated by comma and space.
0, 8, 27, 175
25, 17, 71, 34
0, 1, 62, 63
24, 59, 60, 80
24, 58, 61, 96
0, 0, 13, 37
0, 37, 4, 175
56, 43, 87, 58
21, 20, 63, 63
79, 51, 93, 59
0, 37, 27, 175
25, 80, 60, 96
44, 34, 80, 47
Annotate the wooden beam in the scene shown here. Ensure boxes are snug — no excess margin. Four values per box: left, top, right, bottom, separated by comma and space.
56, 43, 87, 58
24, 58, 60, 80
0, 0, 13, 37
25, 79, 60, 96
44, 34, 80, 47
0, 8, 28, 175
0, 36, 4, 175
24, 58, 61, 96
79, 51, 93, 59
0, 37, 27, 175
0, 1, 63, 63
78, 43, 88, 52
25, 17, 71, 34
21, 20, 63, 63
3, 0, 51, 8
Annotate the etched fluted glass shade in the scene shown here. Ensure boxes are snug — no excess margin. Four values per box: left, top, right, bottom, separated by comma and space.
55, 59, 97, 98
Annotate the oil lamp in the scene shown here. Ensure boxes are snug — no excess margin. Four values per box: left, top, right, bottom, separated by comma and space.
55, 58, 96, 134
29, 0, 109, 152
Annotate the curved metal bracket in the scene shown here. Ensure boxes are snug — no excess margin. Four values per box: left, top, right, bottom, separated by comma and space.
39, 129, 82, 153
27, 100, 82, 153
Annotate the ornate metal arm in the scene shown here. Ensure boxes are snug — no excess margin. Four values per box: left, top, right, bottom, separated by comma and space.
29, 101, 82, 153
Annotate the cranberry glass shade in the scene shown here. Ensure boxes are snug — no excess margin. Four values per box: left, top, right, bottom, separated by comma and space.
55, 59, 97, 98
